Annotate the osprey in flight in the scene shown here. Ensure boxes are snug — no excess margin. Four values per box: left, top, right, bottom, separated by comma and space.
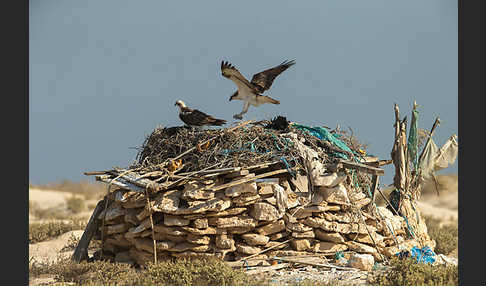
175, 100, 227, 128
221, 59, 295, 119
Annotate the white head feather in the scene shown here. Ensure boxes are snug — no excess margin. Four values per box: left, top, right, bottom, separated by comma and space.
175, 100, 187, 109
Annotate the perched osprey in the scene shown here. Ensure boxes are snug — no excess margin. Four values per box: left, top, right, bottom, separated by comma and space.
221, 60, 295, 119
175, 100, 227, 127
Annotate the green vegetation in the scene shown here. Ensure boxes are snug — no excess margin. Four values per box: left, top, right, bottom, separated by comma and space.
369, 257, 458, 286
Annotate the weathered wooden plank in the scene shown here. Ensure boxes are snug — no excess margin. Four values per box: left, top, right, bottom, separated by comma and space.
245, 161, 282, 170
196, 169, 292, 193
244, 263, 290, 275
176, 161, 281, 179
72, 198, 106, 262
360, 156, 379, 163
109, 170, 163, 192
179, 167, 242, 177
223, 169, 250, 179
84, 170, 111, 176
370, 175, 379, 202
95, 175, 146, 193
338, 160, 385, 176
365, 159, 393, 168
270, 257, 357, 271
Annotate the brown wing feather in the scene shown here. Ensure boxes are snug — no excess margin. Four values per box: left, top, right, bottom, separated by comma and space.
250, 60, 295, 93
221, 61, 259, 93
180, 108, 226, 127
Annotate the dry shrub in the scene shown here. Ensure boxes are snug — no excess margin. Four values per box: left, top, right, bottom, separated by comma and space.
136, 257, 257, 286
425, 216, 458, 255
29, 219, 86, 244
29, 201, 69, 220
29, 257, 137, 284
287, 279, 347, 286
30, 179, 106, 200
30, 257, 267, 286
369, 257, 458, 286
66, 196, 85, 214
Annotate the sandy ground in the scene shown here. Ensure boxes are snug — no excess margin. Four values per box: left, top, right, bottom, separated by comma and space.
29, 188, 97, 223
417, 191, 458, 224
29, 188, 84, 209
28, 175, 458, 285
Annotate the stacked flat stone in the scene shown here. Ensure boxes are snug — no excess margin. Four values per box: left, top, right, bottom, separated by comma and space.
92, 169, 434, 266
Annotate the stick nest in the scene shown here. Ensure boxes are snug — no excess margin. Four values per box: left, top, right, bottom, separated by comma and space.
132, 117, 368, 176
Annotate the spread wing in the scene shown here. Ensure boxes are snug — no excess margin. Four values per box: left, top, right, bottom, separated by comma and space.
221, 61, 259, 93
250, 60, 295, 94
180, 108, 226, 126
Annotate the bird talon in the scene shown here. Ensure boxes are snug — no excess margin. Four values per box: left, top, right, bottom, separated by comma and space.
233, 114, 243, 120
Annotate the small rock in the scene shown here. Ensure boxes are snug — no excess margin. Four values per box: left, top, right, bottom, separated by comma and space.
291, 230, 315, 239
225, 182, 257, 197
152, 190, 181, 213
312, 242, 348, 253
313, 172, 346, 188
186, 234, 211, 245
164, 214, 190, 226
314, 229, 346, 243
192, 218, 208, 229
318, 183, 350, 205
346, 241, 377, 254
211, 215, 256, 228
236, 243, 262, 255
182, 181, 215, 200
250, 202, 282, 221
290, 239, 311, 251
257, 182, 276, 196
347, 253, 374, 271
257, 220, 286, 236
241, 233, 270, 246
269, 231, 291, 241
215, 233, 235, 249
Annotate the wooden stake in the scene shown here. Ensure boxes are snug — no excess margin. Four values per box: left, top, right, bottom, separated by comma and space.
72, 198, 106, 262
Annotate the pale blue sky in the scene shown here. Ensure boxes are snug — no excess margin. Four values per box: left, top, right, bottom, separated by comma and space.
29, 0, 457, 186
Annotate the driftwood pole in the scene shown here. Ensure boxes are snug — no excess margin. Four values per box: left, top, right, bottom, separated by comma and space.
72, 198, 106, 262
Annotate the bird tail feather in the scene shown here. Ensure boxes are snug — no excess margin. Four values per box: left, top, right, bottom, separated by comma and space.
210, 118, 227, 126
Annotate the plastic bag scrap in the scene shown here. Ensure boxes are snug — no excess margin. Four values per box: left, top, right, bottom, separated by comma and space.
417, 134, 458, 184
395, 246, 436, 265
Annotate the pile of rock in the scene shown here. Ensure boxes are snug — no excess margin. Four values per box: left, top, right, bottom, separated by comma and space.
73, 119, 437, 268
87, 164, 434, 266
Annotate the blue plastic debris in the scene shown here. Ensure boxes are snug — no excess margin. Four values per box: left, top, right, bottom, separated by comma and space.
334, 251, 344, 260
395, 246, 436, 265
291, 124, 355, 159
410, 246, 436, 264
